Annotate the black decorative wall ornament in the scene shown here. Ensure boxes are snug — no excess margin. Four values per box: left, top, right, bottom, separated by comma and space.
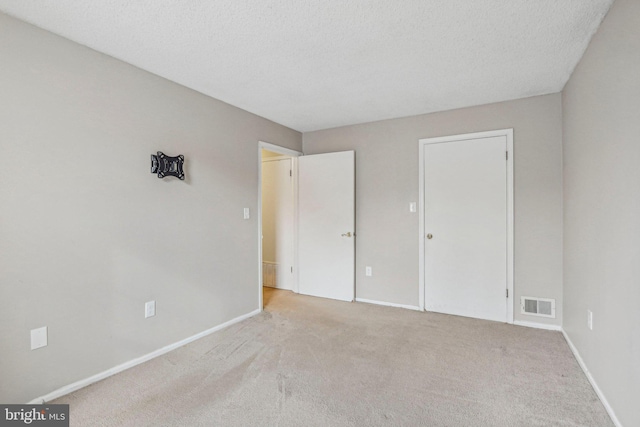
151, 152, 185, 180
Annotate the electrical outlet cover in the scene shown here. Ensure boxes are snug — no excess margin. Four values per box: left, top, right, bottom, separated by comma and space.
145, 301, 156, 318
31, 326, 48, 350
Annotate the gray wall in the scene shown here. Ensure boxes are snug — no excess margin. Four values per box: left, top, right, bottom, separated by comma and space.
562, 0, 640, 424
0, 13, 301, 403
303, 94, 563, 326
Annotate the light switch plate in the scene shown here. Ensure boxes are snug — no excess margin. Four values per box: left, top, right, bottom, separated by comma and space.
409, 202, 417, 213
243, 208, 250, 219
31, 326, 48, 350
365, 266, 372, 277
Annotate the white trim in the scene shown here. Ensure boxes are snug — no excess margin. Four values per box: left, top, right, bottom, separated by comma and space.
28, 308, 261, 404
562, 330, 623, 427
418, 129, 514, 323
513, 320, 562, 331
418, 141, 426, 311
505, 129, 514, 323
262, 155, 292, 162
356, 298, 422, 311
258, 141, 302, 310
291, 157, 300, 294
259, 141, 303, 158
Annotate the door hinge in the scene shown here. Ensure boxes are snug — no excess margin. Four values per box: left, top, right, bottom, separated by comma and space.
506, 151, 509, 160
290, 170, 292, 177
506, 289, 509, 298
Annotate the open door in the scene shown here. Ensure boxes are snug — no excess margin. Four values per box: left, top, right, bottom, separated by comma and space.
298, 151, 355, 302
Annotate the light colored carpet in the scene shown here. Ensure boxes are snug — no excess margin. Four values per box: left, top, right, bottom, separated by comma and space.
53, 288, 613, 426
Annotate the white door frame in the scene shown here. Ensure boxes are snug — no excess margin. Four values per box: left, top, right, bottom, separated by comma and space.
418, 129, 514, 323
258, 141, 302, 311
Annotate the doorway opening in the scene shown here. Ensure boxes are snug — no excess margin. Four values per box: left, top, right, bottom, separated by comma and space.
258, 142, 356, 311
258, 142, 302, 310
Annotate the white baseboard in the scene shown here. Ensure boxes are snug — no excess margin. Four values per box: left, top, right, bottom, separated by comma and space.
561, 330, 622, 427
28, 308, 261, 404
513, 320, 562, 331
263, 284, 293, 291
355, 298, 421, 311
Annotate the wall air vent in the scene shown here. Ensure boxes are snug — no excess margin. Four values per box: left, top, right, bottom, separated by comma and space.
520, 296, 556, 318
262, 262, 278, 287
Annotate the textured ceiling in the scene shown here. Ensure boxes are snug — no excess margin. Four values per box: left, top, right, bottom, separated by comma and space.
0, 1, 613, 132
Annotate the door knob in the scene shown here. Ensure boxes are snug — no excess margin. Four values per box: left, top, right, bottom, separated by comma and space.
426, 233, 433, 239
341, 232, 352, 237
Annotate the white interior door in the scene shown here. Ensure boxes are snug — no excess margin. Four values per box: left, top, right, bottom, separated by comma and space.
424, 136, 508, 322
262, 158, 294, 290
298, 151, 355, 302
